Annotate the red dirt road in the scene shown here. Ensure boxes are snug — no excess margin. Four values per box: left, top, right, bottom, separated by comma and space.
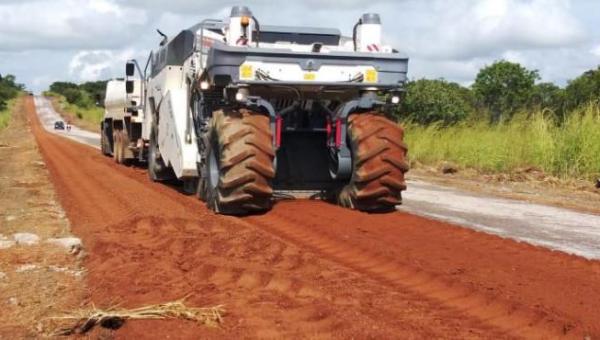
27, 97, 600, 338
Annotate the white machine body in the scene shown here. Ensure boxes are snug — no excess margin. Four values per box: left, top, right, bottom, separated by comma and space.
134, 7, 403, 182
144, 64, 198, 178
103, 80, 126, 120
357, 24, 382, 52
355, 13, 383, 52
105, 79, 144, 123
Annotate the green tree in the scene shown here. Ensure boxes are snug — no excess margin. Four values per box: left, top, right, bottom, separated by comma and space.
49, 80, 107, 108
473, 60, 539, 123
529, 82, 565, 118
80, 80, 108, 106
399, 78, 475, 125
62, 88, 85, 106
0, 74, 24, 111
49, 81, 79, 95
564, 66, 600, 111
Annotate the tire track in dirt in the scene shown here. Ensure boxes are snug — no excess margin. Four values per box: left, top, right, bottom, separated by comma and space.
245, 200, 600, 338
27, 97, 509, 339
246, 207, 544, 337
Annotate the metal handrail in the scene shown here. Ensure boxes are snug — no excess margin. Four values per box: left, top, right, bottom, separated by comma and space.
142, 51, 153, 113
197, 19, 223, 69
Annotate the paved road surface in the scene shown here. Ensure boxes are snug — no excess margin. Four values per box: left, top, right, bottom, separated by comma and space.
34, 95, 600, 260
34, 96, 100, 148
401, 180, 600, 259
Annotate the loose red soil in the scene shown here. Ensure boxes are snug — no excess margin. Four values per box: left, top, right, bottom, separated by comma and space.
26, 96, 600, 339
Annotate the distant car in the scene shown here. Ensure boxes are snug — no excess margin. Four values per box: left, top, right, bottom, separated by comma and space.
54, 121, 65, 130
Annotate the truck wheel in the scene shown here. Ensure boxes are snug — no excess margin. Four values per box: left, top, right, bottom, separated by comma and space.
201, 109, 275, 215
112, 130, 124, 164
148, 127, 174, 181
100, 122, 110, 156
337, 112, 409, 212
182, 178, 198, 195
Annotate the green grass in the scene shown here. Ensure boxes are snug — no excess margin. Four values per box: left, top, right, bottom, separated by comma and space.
0, 96, 20, 130
64, 101, 104, 125
404, 104, 600, 180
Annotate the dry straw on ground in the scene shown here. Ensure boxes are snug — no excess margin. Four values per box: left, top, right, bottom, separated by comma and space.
51, 298, 225, 335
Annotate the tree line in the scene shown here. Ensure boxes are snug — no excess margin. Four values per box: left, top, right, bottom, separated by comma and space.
47, 80, 108, 109
398, 61, 600, 125
0, 74, 24, 111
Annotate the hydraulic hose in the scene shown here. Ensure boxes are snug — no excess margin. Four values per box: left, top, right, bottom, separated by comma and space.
252, 16, 261, 47
352, 19, 361, 51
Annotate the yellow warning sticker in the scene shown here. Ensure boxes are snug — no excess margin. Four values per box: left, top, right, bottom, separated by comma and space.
364, 69, 378, 83
303, 72, 316, 81
240, 64, 254, 80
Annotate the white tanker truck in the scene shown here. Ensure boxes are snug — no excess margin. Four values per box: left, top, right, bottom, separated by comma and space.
103, 6, 410, 215
100, 79, 145, 163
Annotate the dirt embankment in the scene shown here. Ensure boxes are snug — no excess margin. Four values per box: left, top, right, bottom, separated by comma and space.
0, 97, 86, 337
25, 95, 600, 339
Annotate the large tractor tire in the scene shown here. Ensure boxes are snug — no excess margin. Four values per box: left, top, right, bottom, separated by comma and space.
337, 112, 409, 212
100, 122, 111, 156
200, 108, 275, 215
148, 126, 174, 181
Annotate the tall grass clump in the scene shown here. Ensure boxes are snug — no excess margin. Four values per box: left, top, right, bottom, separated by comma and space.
405, 104, 600, 180
0, 97, 19, 130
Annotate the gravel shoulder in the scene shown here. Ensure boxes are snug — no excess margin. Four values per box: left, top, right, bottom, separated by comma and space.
408, 164, 600, 215
0, 97, 86, 337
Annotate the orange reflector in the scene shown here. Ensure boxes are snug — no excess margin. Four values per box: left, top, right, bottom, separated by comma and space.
241, 16, 250, 26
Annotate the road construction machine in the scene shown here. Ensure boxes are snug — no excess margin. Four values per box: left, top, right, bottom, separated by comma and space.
120, 6, 409, 215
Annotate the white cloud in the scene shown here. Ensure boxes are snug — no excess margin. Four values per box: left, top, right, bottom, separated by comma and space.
114, 0, 397, 14
89, 0, 122, 15
0, 0, 598, 93
502, 51, 527, 65
0, 0, 146, 51
393, 0, 586, 60
68, 49, 137, 81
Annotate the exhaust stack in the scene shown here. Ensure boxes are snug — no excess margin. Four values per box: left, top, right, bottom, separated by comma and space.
355, 13, 382, 52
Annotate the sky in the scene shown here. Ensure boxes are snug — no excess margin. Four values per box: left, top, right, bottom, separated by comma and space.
0, 0, 599, 93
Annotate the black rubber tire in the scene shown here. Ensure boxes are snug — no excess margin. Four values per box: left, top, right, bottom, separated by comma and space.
337, 112, 409, 212
201, 108, 275, 215
147, 126, 174, 181
100, 122, 111, 156
112, 129, 124, 164
182, 178, 198, 195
